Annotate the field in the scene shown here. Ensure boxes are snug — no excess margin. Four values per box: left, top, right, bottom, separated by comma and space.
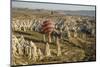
11, 8, 96, 66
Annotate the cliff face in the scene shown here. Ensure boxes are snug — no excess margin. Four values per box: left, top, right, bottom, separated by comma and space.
11, 8, 96, 66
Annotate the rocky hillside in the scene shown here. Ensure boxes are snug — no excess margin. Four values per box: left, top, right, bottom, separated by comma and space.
11, 8, 96, 66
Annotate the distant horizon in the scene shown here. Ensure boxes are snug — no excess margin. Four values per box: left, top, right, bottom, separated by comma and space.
12, 1, 95, 11
12, 7, 95, 11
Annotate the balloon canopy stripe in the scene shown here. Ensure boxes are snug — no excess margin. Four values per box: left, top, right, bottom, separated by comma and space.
42, 20, 55, 33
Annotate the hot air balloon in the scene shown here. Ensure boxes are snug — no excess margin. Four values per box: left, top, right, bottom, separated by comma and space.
42, 19, 55, 43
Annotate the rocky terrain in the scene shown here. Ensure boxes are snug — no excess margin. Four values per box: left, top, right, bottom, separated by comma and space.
11, 8, 96, 66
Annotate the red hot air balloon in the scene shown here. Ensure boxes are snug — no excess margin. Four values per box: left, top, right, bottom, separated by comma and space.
42, 19, 55, 43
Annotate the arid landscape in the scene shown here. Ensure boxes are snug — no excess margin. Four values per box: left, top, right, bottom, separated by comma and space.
11, 4, 96, 66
